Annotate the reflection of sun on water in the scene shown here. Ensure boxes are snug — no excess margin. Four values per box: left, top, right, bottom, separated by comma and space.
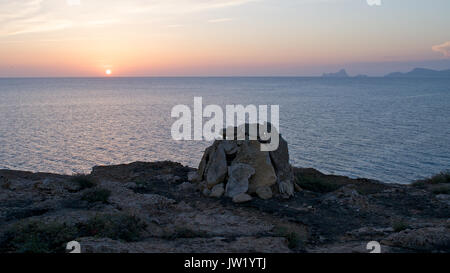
105, 69, 112, 76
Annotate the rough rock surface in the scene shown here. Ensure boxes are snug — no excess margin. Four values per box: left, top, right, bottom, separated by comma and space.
382, 227, 450, 252
232, 193, 253, 203
226, 163, 255, 198
0, 161, 449, 253
269, 136, 295, 198
210, 183, 225, 198
256, 186, 273, 200
196, 124, 295, 201
78, 236, 291, 253
205, 144, 228, 187
234, 141, 277, 193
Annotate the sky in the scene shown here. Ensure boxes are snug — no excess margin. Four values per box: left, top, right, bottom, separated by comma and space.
0, 0, 449, 77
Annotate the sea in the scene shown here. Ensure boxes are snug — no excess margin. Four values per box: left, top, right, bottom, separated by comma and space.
0, 77, 449, 184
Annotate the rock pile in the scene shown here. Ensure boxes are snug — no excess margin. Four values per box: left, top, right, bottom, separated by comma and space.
191, 124, 295, 202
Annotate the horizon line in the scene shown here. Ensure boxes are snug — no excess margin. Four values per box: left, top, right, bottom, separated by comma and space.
0, 75, 387, 79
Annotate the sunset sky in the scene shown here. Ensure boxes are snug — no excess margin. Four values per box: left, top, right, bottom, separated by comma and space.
1, 0, 449, 77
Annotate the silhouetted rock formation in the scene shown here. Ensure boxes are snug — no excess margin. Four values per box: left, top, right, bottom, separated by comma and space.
385, 68, 450, 78
192, 124, 295, 201
322, 69, 349, 78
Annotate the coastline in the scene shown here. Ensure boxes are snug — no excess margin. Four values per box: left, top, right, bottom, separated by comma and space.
1, 161, 449, 253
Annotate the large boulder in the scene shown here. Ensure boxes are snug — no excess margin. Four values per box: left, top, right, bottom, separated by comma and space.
226, 163, 255, 198
196, 124, 295, 200
204, 142, 228, 187
269, 136, 295, 198
210, 183, 225, 198
233, 141, 277, 193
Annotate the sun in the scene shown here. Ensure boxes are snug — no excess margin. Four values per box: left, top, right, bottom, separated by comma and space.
105, 69, 112, 76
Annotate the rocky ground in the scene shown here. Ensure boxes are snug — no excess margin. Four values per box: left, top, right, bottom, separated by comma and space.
0, 161, 449, 253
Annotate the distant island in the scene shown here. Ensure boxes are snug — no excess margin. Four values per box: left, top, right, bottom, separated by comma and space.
322, 69, 350, 78
385, 68, 450, 78
322, 68, 450, 78
322, 69, 369, 78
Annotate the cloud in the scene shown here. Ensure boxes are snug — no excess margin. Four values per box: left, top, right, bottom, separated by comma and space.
0, 0, 257, 36
208, 18, 234, 23
134, 0, 256, 11
0, 0, 43, 21
432, 41, 450, 57
0, 0, 71, 36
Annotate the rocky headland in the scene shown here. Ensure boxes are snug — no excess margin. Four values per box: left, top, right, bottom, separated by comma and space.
0, 131, 449, 253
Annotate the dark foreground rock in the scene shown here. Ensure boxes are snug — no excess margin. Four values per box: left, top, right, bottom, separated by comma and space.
0, 162, 449, 253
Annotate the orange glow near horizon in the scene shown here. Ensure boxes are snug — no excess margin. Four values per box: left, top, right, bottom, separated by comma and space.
0, 1, 449, 77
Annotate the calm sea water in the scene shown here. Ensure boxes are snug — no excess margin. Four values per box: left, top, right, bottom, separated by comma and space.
0, 77, 449, 184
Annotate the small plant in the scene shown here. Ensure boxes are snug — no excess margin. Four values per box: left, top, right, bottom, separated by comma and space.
71, 174, 96, 190
81, 188, 111, 204
134, 178, 147, 187
295, 175, 341, 193
432, 185, 450, 195
285, 232, 301, 249
77, 213, 147, 242
0, 221, 78, 253
413, 172, 450, 188
0, 213, 147, 253
427, 172, 450, 184
392, 220, 409, 232
273, 225, 302, 249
